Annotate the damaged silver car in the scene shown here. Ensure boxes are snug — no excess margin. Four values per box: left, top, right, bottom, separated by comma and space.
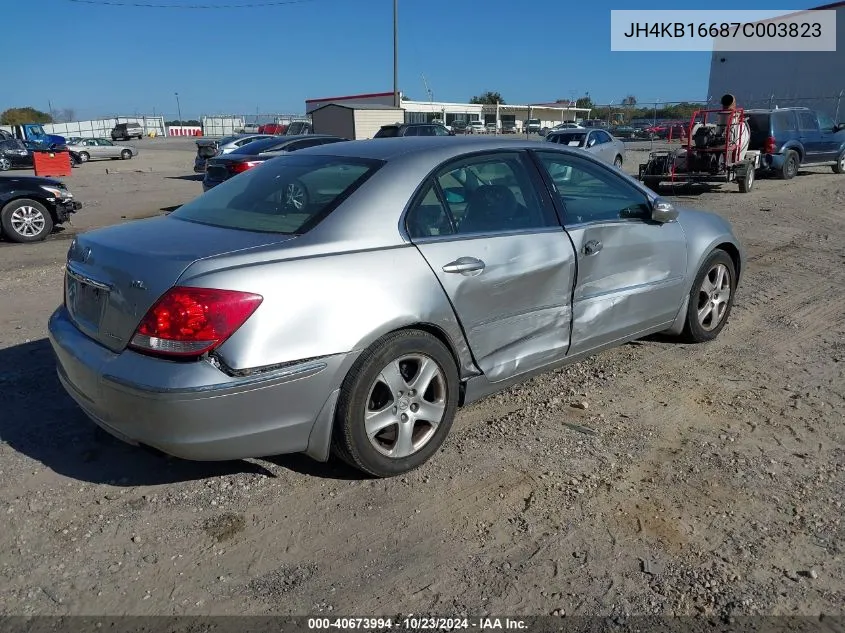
48, 137, 744, 477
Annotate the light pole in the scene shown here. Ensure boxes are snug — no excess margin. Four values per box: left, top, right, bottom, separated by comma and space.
393, 0, 399, 107
174, 92, 183, 125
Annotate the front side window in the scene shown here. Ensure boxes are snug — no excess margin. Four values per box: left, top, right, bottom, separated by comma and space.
798, 111, 819, 132
817, 112, 836, 131
535, 150, 651, 225
171, 155, 384, 234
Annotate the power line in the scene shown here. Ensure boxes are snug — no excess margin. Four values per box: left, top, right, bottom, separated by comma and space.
67, 0, 316, 8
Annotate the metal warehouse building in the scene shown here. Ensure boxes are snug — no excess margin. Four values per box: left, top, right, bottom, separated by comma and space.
309, 102, 403, 140
707, 2, 845, 120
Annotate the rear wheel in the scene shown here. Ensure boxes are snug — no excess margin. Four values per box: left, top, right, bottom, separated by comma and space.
681, 249, 737, 343
1, 198, 54, 243
832, 151, 845, 174
332, 329, 460, 477
0, 157, 11, 171
781, 150, 798, 180
78, 152, 89, 163
121, 149, 132, 160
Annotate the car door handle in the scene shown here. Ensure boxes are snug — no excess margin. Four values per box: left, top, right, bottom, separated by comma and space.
442, 257, 485, 274
583, 240, 603, 255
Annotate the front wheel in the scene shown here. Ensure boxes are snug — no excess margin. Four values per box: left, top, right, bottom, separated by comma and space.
681, 249, 737, 343
0, 157, 11, 171
613, 155, 623, 169
120, 149, 132, 160
78, 152, 90, 163
332, 329, 460, 477
1, 198, 54, 243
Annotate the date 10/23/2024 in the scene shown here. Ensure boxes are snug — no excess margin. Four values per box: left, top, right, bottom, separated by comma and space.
307, 617, 529, 630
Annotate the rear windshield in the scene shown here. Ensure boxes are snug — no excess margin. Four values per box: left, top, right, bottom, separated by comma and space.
549, 133, 586, 146
232, 137, 287, 154
170, 154, 384, 235
374, 126, 400, 138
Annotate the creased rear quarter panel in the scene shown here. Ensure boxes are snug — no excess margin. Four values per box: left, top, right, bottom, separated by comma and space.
179, 245, 477, 377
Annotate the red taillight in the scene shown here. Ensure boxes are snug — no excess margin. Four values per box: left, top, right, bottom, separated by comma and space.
129, 287, 263, 358
765, 136, 776, 154
228, 160, 261, 174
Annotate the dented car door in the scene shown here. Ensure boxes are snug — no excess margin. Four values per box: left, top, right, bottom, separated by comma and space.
405, 150, 576, 383
533, 150, 688, 356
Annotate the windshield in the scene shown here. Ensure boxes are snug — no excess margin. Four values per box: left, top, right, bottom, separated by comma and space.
550, 133, 586, 147
171, 154, 385, 234
232, 137, 287, 155
374, 126, 400, 138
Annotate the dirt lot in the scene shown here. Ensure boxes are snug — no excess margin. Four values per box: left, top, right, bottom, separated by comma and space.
0, 137, 843, 619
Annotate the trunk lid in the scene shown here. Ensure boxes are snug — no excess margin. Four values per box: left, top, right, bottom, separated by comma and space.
64, 216, 296, 352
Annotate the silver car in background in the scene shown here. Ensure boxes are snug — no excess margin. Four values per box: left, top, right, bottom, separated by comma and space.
545, 128, 626, 169
49, 137, 743, 477
66, 138, 138, 162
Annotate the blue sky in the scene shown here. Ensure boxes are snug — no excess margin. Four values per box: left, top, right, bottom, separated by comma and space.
6, 0, 813, 120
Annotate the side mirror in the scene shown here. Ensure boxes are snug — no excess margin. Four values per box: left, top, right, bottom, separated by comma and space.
833, 123, 844, 133
651, 198, 678, 223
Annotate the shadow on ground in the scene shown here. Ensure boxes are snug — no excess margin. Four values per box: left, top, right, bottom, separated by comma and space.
0, 338, 366, 485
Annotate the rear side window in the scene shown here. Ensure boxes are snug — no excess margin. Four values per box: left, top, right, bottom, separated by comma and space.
772, 111, 796, 133
374, 126, 400, 138
798, 111, 819, 131
171, 155, 384, 235
232, 137, 287, 154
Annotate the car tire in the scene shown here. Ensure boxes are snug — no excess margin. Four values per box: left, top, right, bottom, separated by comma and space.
1, 198, 54, 243
121, 149, 132, 160
738, 165, 755, 193
0, 157, 11, 171
681, 249, 737, 343
331, 329, 460, 477
613, 155, 623, 169
832, 151, 845, 174
78, 152, 89, 163
780, 150, 798, 180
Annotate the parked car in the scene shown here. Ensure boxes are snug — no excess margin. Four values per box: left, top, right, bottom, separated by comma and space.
202, 134, 347, 192
48, 136, 743, 477
111, 122, 144, 141
451, 121, 469, 135
545, 128, 626, 168
374, 123, 453, 137
1, 175, 81, 243
539, 122, 583, 137
66, 138, 138, 162
524, 119, 542, 134
745, 107, 845, 179
193, 134, 274, 173
467, 121, 486, 134
501, 121, 517, 134
285, 120, 313, 135
259, 123, 287, 135
0, 138, 33, 171
239, 123, 261, 134
485, 122, 498, 134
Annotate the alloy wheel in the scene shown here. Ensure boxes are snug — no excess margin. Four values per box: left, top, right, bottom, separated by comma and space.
10, 205, 47, 238
364, 354, 447, 459
696, 263, 731, 331
0, 157, 10, 171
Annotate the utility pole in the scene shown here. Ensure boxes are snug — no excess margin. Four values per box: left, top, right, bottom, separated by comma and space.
175, 92, 183, 125
393, 0, 399, 107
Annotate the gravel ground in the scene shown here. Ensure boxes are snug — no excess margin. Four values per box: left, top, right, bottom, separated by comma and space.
0, 137, 842, 619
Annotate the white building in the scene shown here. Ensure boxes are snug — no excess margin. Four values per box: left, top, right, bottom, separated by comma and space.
309, 102, 404, 140
707, 2, 845, 120
304, 91, 591, 131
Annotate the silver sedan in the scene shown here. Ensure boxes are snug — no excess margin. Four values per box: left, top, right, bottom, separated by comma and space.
545, 128, 625, 169
49, 137, 744, 477
66, 138, 138, 162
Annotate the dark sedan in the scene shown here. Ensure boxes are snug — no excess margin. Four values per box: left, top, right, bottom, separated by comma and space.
0, 139, 32, 171
202, 134, 347, 192
1, 175, 82, 243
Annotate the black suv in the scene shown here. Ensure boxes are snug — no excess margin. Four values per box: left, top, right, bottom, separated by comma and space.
374, 123, 454, 138
745, 107, 845, 179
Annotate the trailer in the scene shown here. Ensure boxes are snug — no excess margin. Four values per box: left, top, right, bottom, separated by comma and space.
638, 99, 761, 194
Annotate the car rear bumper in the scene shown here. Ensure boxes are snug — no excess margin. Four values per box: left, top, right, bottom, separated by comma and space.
48, 306, 355, 461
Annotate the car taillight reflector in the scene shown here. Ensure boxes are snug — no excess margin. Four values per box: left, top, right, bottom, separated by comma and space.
129, 287, 263, 358
228, 161, 262, 174
765, 136, 776, 154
